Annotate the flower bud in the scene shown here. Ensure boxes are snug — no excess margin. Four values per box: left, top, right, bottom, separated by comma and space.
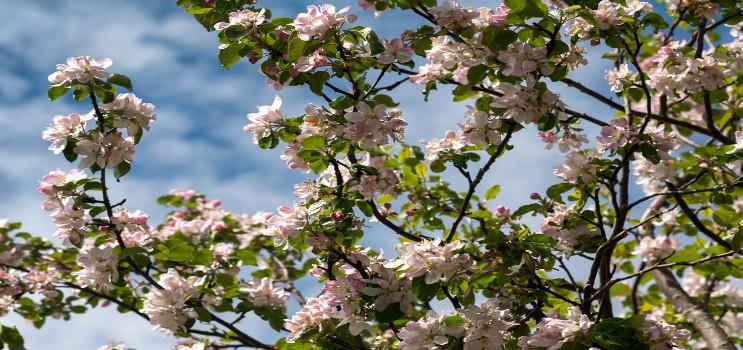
330, 211, 346, 221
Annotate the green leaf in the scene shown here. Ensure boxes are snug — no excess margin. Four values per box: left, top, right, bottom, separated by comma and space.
732, 230, 743, 250
466, 65, 488, 85
114, 162, 131, 179
300, 135, 325, 150
308, 71, 330, 96
506, 0, 547, 18
356, 201, 373, 217
47, 85, 69, 101
482, 28, 518, 53
546, 183, 573, 203
374, 303, 405, 323
83, 182, 103, 191
0, 326, 25, 350
287, 37, 306, 62
218, 45, 241, 69
484, 185, 501, 201
512, 203, 542, 218
412, 276, 440, 301
107, 73, 133, 90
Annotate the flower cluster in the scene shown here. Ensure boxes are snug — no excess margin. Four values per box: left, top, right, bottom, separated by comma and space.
541, 203, 599, 253
518, 307, 592, 349
100, 93, 157, 137
498, 42, 553, 79
214, 8, 266, 30
553, 150, 596, 184
293, 4, 357, 41
594, 0, 652, 30
398, 313, 462, 350
491, 80, 564, 124
343, 101, 406, 149
240, 277, 290, 309
642, 314, 691, 349
244, 96, 284, 144
73, 239, 119, 291
142, 269, 197, 334
410, 36, 488, 85
42, 113, 91, 154
48, 56, 112, 85
633, 236, 680, 263
458, 299, 515, 349
387, 239, 472, 284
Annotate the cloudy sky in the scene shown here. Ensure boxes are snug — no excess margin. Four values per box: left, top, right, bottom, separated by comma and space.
0, 0, 618, 348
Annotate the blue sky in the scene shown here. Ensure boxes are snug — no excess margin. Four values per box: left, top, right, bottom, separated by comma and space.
0, 0, 619, 348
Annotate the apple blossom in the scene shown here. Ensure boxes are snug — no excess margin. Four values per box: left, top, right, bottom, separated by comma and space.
48, 56, 112, 85
240, 277, 289, 309
343, 101, 406, 149
518, 307, 592, 349
100, 93, 157, 137
74, 131, 135, 169
293, 4, 357, 41
634, 236, 680, 263
378, 38, 413, 64
213, 8, 266, 30
397, 312, 462, 350
142, 269, 197, 334
41, 113, 91, 154
73, 239, 119, 291
243, 96, 284, 144
388, 239, 472, 284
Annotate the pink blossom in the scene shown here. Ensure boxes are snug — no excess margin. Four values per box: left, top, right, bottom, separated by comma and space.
421, 130, 465, 160
361, 263, 414, 314
293, 5, 357, 41
294, 49, 328, 72
494, 205, 510, 220
213, 8, 266, 30
343, 101, 406, 149
541, 203, 599, 253
243, 96, 283, 144
142, 269, 197, 334
38, 169, 87, 211
378, 38, 413, 64
605, 63, 632, 93
42, 113, 91, 154
553, 151, 595, 184
634, 236, 679, 263
458, 106, 502, 147
52, 204, 87, 246
100, 93, 157, 137
458, 299, 515, 350
498, 42, 553, 78
643, 314, 691, 350
261, 205, 305, 247
518, 307, 592, 349
74, 131, 135, 169
429, 1, 476, 29
240, 277, 289, 309
491, 81, 564, 124
398, 313, 463, 350
388, 239, 471, 284
48, 56, 112, 85
73, 239, 119, 291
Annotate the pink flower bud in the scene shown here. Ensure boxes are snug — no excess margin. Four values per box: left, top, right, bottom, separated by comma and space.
530, 192, 541, 200
330, 211, 346, 221
495, 205, 510, 219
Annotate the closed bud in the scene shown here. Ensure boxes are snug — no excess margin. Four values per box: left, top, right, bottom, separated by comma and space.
330, 211, 346, 221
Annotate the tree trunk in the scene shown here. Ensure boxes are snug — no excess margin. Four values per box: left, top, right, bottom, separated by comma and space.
638, 196, 735, 350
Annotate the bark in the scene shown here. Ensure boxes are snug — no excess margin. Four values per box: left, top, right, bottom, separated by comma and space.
638, 197, 735, 350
